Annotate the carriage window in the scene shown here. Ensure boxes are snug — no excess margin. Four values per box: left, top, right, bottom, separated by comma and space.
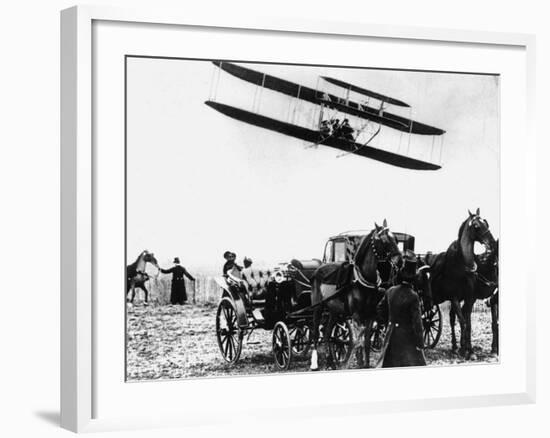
397, 241, 404, 253
334, 241, 347, 262
323, 241, 333, 263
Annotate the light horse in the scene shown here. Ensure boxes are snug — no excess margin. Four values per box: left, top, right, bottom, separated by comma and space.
427, 209, 495, 359
309, 220, 402, 370
126, 250, 159, 304
450, 237, 499, 354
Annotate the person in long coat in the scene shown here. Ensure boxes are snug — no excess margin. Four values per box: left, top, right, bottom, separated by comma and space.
376, 250, 426, 368
160, 257, 195, 305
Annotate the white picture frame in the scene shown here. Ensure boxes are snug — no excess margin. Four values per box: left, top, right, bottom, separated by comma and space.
61, 5, 536, 433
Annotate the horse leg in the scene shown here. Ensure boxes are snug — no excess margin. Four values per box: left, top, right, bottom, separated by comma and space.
310, 306, 321, 371
141, 285, 149, 305
450, 298, 466, 356
354, 322, 365, 368
325, 313, 336, 370
126, 280, 134, 303
130, 284, 136, 304
490, 302, 499, 355
461, 299, 476, 360
363, 318, 374, 369
449, 306, 458, 352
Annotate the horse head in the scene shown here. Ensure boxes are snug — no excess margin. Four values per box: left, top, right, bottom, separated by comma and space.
142, 250, 159, 267
464, 208, 496, 252
354, 219, 403, 284
136, 250, 160, 278
372, 219, 403, 268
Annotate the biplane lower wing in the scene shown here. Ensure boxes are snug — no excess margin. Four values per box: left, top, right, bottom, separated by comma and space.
205, 101, 441, 171
213, 61, 445, 136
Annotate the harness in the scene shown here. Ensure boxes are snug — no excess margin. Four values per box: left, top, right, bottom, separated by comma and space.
353, 263, 382, 288
290, 232, 396, 317
352, 230, 398, 288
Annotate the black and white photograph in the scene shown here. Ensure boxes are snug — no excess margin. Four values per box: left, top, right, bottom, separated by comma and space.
125, 57, 499, 381
3, 0, 547, 435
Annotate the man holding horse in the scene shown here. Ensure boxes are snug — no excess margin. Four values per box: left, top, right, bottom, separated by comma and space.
160, 257, 195, 305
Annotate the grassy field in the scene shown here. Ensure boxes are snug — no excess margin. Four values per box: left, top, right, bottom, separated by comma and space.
126, 302, 498, 381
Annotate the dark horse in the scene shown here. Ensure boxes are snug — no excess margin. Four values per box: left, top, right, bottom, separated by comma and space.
450, 237, 499, 354
309, 220, 402, 370
427, 209, 496, 359
126, 250, 159, 304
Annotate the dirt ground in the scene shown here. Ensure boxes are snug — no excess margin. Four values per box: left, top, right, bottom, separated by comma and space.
126, 303, 498, 381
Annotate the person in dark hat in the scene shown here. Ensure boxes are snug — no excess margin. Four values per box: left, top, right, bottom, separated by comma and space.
243, 257, 253, 269
330, 118, 341, 138
376, 250, 426, 368
160, 257, 195, 305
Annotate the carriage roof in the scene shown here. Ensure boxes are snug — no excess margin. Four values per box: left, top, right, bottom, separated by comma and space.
331, 230, 414, 241
328, 230, 415, 253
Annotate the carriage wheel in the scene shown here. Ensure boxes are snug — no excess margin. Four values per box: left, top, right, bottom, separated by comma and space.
422, 304, 442, 349
272, 321, 292, 370
370, 321, 386, 353
290, 324, 311, 358
328, 319, 354, 367
216, 297, 243, 365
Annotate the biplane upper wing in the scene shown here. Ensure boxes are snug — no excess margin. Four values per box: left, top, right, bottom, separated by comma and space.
205, 100, 441, 171
213, 61, 445, 136
321, 76, 410, 107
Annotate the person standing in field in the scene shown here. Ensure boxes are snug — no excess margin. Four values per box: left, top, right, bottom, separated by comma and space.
160, 257, 195, 305
376, 250, 426, 368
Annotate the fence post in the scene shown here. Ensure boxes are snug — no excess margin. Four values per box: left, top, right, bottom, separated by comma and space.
210, 278, 215, 304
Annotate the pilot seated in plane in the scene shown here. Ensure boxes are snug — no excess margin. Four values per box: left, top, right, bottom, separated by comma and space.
340, 118, 355, 142
331, 118, 341, 138
319, 120, 331, 139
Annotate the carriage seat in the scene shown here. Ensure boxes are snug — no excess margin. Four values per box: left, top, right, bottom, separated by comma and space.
290, 259, 322, 281
241, 267, 273, 300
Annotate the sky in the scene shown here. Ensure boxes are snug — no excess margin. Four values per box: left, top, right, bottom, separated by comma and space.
126, 57, 499, 273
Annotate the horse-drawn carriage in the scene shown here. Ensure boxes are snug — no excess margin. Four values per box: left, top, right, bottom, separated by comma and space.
215, 230, 443, 370
322, 231, 443, 351
215, 258, 335, 370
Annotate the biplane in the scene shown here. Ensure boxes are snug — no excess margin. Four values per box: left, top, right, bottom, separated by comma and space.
205, 62, 446, 171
